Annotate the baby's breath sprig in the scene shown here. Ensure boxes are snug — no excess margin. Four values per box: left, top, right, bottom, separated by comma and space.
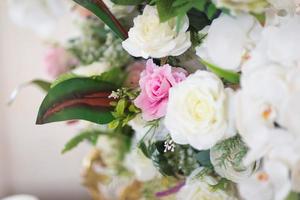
108, 88, 141, 130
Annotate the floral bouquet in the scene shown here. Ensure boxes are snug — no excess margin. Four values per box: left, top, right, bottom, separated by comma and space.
11, 0, 300, 199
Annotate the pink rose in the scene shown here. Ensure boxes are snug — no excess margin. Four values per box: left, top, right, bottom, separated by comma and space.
44, 47, 78, 78
134, 59, 187, 121
124, 61, 146, 88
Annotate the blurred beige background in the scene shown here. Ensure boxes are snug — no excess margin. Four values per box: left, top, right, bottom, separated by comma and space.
0, 1, 91, 199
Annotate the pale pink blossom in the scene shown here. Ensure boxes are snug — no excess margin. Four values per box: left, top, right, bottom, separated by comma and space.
44, 47, 77, 78
134, 59, 187, 121
124, 60, 146, 88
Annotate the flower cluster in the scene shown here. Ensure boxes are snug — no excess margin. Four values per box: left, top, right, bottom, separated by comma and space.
14, 0, 300, 199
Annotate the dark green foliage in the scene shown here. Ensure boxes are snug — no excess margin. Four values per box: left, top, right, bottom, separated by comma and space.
62, 129, 103, 154
154, 0, 220, 23
111, 0, 145, 5
139, 140, 212, 178
201, 59, 240, 84
36, 77, 117, 125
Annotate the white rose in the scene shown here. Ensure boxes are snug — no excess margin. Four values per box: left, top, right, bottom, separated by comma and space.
73, 62, 111, 76
196, 14, 262, 72
213, 0, 269, 13
165, 70, 235, 150
177, 168, 238, 200
238, 159, 291, 200
8, 0, 67, 37
122, 6, 191, 59
124, 148, 158, 182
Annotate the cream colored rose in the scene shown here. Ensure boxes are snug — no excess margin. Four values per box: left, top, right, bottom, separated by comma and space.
122, 6, 191, 59
165, 70, 235, 150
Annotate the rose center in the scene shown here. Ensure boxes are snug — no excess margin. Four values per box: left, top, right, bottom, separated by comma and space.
187, 93, 215, 122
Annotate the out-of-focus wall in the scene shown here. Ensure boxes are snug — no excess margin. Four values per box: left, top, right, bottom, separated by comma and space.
0, 1, 91, 199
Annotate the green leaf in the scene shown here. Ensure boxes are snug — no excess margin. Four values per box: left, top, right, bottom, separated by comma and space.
73, 0, 128, 40
31, 80, 51, 91
62, 130, 102, 154
8, 79, 51, 105
252, 12, 266, 25
139, 141, 150, 158
151, 142, 177, 176
194, 150, 212, 167
193, 1, 206, 11
206, 3, 218, 20
156, 0, 175, 22
116, 98, 127, 116
108, 119, 120, 129
200, 59, 240, 84
156, 0, 219, 24
36, 77, 118, 125
94, 67, 125, 87
51, 73, 78, 88
285, 192, 300, 200
187, 8, 211, 31
111, 0, 144, 5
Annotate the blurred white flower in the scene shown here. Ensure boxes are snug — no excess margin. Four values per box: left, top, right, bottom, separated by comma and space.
196, 14, 262, 72
128, 114, 149, 141
165, 70, 235, 150
96, 134, 120, 167
122, 6, 191, 59
177, 168, 238, 200
291, 160, 300, 192
8, 0, 67, 37
73, 62, 111, 76
1, 195, 39, 200
236, 65, 292, 164
243, 15, 300, 74
281, 67, 300, 136
124, 148, 158, 182
238, 160, 291, 200
267, 0, 300, 14
43, 46, 78, 78
213, 0, 269, 13
128, 114, 169, 143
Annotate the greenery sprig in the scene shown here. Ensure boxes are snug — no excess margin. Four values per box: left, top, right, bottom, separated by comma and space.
108, 88, 141, 129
